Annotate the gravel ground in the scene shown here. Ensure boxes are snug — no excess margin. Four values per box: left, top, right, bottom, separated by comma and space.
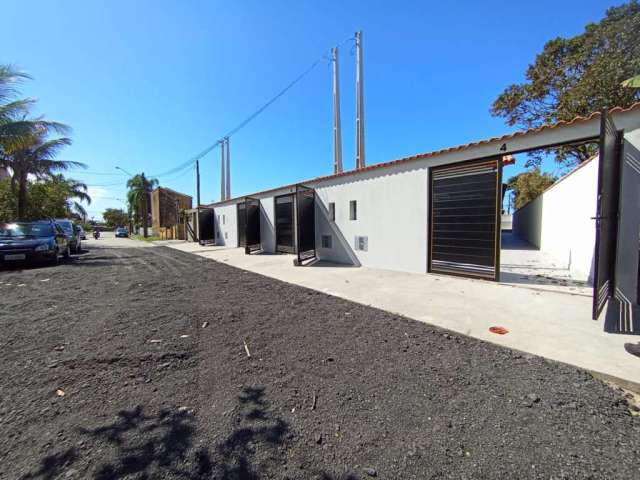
1, 244, 639, 480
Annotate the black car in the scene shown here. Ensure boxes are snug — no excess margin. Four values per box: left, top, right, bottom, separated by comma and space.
0, 221, 70, 266
55, 219, 82, 253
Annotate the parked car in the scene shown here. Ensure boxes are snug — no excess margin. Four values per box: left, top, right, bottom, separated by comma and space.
55, 219, 82, 253
77, 225, 87, 240
0, 220, 70, 266
115, 227, 129, 238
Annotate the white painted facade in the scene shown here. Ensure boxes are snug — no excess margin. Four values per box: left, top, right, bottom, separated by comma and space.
213, 203, 238, 247
312, 165, 429, 272
513, 158, 598, 282
204, 106, 640, 280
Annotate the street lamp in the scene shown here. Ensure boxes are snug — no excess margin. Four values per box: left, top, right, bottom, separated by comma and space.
115, 166, 134, 177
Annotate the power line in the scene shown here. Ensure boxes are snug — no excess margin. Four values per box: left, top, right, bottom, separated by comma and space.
161, 164, 197, 184
68, 170, 128, 176
149, 35, 355, 179
222, 36, 354, 140
84, 180, 129, 187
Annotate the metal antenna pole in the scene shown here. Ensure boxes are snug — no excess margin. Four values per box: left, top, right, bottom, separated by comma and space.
196, 159, 201, 207
332, 47, 343, 174
355, 31, 366, 169
225, 137, 231, 200
220, 139, 226, 201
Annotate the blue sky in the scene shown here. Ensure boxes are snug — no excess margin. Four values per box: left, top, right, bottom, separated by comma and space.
2, 0, 613, 219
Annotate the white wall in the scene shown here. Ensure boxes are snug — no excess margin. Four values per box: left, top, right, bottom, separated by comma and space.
313, 163, 429, 273
513, 158, 598, 282
214, 203, 238, 247
205, 107, 640, 277
512, 197, 542, 247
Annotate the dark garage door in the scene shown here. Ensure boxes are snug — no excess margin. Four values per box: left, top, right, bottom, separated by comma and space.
275, 194, 295, 253
245, 197, 261, 253
237, 202, 247, 247
296, 185, 316, 263
197, 208, 215, 243
429, 158, 502, 280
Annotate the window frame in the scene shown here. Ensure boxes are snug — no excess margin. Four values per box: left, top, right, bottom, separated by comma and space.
349, 200, 357, 221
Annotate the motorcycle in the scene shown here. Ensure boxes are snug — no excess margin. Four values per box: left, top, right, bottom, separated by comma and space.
93, 230, 100, 240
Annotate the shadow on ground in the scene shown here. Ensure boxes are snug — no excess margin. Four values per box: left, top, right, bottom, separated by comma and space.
23, 387, 355, 480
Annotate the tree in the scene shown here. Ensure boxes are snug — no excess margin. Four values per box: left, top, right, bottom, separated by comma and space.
491, 1, 640, 167
0, 65, 68, 159
49, 174, 91, 220
0, 64, 84, 218
0, 178, 16, 221
126, 173, 158, 237
0, 174, 92, 222
103, 208, 129, 228
1, 130, 85, 218
507, 169, 557, 210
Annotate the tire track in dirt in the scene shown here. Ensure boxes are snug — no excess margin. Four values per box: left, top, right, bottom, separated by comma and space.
146, 247, 192, 268
141, 248, 186, 279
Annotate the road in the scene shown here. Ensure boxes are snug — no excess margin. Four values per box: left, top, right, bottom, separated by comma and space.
85, 230, 154, 248
1, 240, 639, 479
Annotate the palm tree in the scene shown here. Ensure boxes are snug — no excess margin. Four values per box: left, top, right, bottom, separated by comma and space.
0, 64, 81, 219
1, 129, 85, 218
49, 174, 91, 220
126, 173, 158, 237
0, 65, 69, 155
0, 65, 32, 150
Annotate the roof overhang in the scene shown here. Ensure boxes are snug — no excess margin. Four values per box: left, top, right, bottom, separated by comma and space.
206, 102, 640, 206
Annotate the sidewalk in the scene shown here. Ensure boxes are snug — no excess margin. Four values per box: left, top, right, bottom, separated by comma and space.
162, 241, 640, 387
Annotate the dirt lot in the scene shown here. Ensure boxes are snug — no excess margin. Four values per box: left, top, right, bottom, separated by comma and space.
1, 243, 640, 479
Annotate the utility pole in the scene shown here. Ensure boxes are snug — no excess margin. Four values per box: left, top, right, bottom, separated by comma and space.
332, 47, 343, 174
141, 172, 149, 238
220, 139, 226, 201
355, 31, 366, 169
225, 137, 231, 200
196, 159, 201, 207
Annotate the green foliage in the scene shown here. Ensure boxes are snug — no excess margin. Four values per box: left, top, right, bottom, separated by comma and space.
507, 169, 557, 210
103, 208, 129, 228
0, 63, 84, 218
131, 234, 162, 242
126, 173, 158, 222
491, 1, 640, 167
0, 175, 91, 222
0, 179, 16, 222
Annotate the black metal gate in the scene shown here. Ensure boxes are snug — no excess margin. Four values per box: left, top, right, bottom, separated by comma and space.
237, 202, 247, 247
295, 185, 316, 264
592, 110, 623, 320
244, 197, 261, 254
197, 208, 215, 244
428, 157, 502, 280
275, 193, 295, 253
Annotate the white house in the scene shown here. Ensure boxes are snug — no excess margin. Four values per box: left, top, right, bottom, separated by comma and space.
200, 103, 640, 329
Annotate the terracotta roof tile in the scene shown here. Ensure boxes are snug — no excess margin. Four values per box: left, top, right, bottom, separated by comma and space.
209, 102, 640, 206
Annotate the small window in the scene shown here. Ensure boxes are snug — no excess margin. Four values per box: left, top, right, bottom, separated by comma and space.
349, 200, 357, 220
321, 235, 332, 249
329, 202, 335, 222
224, 231, 228, 239
222, 214, 226, 225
